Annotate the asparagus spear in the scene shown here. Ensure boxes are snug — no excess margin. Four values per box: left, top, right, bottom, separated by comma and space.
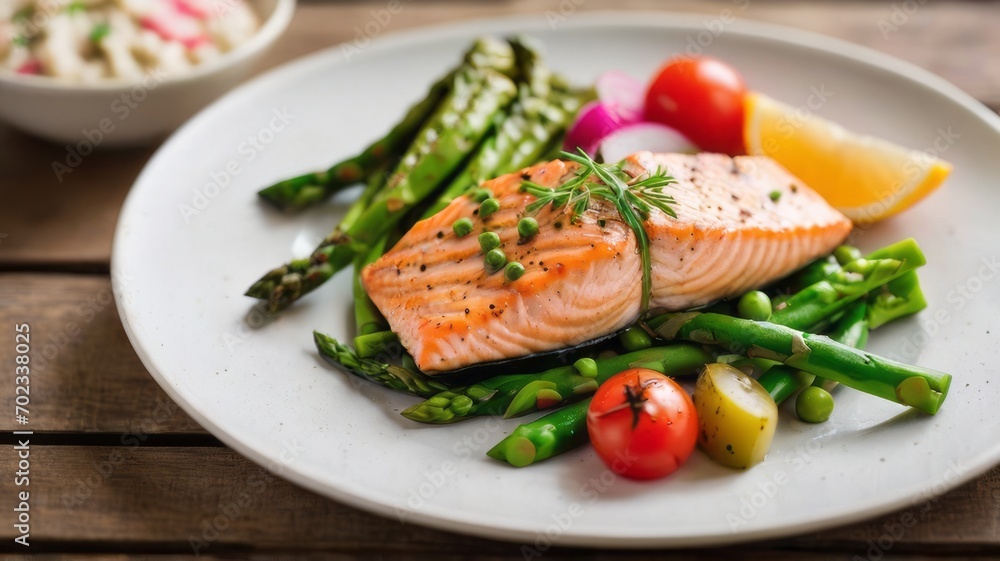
650, 312, 951, 414
352, 236, 389, 337
247, 67, 518, 311
354, 330, 398, 359
313, 331, 447, 397
488, 265, 924, 467
867, 271, 927, 329
487, 398, 591, 467
770, 238, 925, 330
257, 37, 516, 211
418, 35, 584, 219
420, 88, 585, 218
402, 344, 713, 424
759, 301, 869, 404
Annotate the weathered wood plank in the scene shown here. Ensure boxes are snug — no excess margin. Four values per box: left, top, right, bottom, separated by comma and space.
2, 0, 998, 268
0, 446, 998, 553
0, 274, 205, 433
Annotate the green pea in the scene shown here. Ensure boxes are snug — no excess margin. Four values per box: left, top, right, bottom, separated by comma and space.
768, 190, 782, 202
485, 248, 507, 273
738, 290, 772, 321
834, 245, 863, 265
517, 217, 539, 240
469, 188, 493, 203
480, 197, 501, 219
504, 261, 525, 281
795, 386, 834, 423
478, 232, 501, 253
620, 326, 652, 351
574, 357, 598, 378
452, 217, 473, 237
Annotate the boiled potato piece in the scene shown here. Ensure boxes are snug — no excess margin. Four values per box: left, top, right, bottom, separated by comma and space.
693, 363, 778, 469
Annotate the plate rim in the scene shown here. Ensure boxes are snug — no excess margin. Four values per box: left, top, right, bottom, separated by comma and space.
112, 11, 1000, 548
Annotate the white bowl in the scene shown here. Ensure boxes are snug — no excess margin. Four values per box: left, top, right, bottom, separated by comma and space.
0, 0, 294, 146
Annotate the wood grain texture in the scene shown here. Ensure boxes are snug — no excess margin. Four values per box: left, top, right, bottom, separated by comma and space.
0, 446, 997, 555
0, 274, 205, 433
1, 0, 998, 267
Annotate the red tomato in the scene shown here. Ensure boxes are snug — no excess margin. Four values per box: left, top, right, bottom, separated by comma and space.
644, 56, 747, 154
586, 368, 698, 480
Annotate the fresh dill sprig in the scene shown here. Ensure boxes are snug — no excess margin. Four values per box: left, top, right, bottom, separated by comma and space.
519, 149, 679, 313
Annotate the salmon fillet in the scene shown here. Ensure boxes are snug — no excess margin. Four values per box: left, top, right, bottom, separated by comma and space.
361, 152, 852, 372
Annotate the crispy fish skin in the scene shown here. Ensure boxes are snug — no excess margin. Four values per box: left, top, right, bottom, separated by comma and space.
362, 152, 852, 372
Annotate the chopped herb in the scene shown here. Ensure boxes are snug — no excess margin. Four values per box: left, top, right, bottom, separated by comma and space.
89, 22, 111, 43
12, 36, 28, 47
520, 149, 679, 314
769, 190, 782, 202
67, 1, 86, 13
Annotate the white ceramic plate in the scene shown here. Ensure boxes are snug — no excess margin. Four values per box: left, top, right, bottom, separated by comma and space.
113, 14, 1000, 547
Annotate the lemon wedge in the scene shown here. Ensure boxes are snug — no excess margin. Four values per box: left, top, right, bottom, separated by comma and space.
744, 92, 952, 223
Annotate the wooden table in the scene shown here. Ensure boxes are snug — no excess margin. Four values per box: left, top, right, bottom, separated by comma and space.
2, 1, 999, 558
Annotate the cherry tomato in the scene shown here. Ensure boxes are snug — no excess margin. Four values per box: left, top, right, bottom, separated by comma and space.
644, 56, 747, 154
586, 368, 698, 480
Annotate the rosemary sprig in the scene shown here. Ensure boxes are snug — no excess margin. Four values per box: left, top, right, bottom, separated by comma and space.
519, 149, 678, 313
